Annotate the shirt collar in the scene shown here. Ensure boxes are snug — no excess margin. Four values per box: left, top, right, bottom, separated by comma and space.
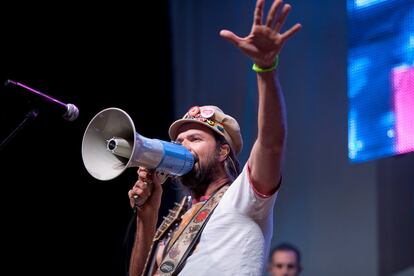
192, 195, 210, 205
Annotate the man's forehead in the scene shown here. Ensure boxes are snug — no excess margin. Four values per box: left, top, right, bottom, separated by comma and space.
273, 251, 298, 262
176, 123, 215, 139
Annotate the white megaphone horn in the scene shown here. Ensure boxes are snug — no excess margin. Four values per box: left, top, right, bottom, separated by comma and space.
81, 108, 195, 181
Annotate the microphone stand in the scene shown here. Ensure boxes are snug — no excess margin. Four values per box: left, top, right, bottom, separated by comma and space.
1, 79, 77, 151
0, 108, 39, 151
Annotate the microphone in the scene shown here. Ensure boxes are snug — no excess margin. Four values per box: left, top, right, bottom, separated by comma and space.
5, 79, 79, 121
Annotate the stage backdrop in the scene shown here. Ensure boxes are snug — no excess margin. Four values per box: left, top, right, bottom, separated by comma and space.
169, 1, 414, 275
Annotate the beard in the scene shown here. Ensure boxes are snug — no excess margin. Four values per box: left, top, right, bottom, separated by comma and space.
178, 151, 221, 198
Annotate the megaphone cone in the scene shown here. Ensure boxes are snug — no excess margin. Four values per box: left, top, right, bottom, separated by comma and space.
81, 108, 194, 181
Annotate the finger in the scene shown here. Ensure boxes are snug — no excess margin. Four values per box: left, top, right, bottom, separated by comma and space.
137, 166, 148, 173
133, 179, 140, 188
280, 23, 302, 40
219, 30, 242, 46
265, 0, 283, 28
129, 187, 150, 208
131, 187, 151, 199
135, 180, 149, 190
131, 194, 146, 207
129, 196, 136, 208
128, 189, 141, 207
128, 191, 139, 204
253, 0, 265, 26
132, 187, 143, 196
274, 4, 290, 32
138, 168, 150, 179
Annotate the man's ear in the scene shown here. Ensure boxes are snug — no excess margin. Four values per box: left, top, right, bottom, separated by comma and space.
218, 144, 230, 162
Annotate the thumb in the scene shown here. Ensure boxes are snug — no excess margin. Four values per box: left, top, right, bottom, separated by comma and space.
220, 29, 242, 46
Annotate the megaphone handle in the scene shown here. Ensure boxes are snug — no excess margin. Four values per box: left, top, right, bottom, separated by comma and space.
156, 172, 169, 185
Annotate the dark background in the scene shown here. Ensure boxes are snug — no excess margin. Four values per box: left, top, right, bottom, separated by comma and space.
0, 1, 175, 275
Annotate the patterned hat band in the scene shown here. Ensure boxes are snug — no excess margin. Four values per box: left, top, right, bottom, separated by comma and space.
183, 113, 225, 134
168, 105, 243, 155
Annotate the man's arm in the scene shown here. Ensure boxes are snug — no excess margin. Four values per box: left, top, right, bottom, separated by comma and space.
249, 71, 286, 195
220, 0, 301, 195
129, 214, 158, 276
128, 168, 162, 276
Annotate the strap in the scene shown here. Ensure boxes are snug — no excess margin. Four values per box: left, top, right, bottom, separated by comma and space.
158, 185, 229, 275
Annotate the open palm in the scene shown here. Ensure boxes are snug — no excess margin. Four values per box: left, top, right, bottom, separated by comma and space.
220, 0, 301, 68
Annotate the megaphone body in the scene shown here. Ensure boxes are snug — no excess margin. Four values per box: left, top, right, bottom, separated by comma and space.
82, 108, 194, 181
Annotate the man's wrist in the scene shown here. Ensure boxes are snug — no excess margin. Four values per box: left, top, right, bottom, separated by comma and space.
252, 55, 279, 73
137, 207, 159, 222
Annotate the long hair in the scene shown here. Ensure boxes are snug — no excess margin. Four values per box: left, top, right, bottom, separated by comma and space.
214, 133, 241, 181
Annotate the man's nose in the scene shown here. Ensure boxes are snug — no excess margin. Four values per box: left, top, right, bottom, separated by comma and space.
180, 141, 197, 160
280, 267, 289, 275
181, 140, 191, 149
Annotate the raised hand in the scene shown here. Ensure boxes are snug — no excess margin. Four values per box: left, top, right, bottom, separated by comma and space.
220, 0, 301, 68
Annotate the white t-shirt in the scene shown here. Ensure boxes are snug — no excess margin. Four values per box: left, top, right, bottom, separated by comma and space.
178, 164, 278, 275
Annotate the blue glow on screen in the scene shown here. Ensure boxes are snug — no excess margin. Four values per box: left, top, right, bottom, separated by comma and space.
355, 0, 387, 8
348, 0, 414, 162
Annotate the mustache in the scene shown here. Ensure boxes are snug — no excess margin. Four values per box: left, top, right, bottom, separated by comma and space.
190, 152, 199, 165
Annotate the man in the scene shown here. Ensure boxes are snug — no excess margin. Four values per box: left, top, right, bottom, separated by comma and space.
268, 243, 302, 276
128, 0, 301, 275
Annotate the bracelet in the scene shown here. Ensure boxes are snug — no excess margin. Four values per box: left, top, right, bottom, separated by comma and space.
252, 55, 279, 73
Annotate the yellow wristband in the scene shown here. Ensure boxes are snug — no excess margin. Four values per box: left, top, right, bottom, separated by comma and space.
252, 55, 279, 73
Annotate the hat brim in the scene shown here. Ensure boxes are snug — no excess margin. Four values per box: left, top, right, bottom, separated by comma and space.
168, 118, 226, 142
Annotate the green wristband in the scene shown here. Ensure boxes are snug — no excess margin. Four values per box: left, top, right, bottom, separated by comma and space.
252, 55, 279, 73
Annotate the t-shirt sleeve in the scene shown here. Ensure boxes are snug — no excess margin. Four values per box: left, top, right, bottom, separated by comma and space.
221, 164, 278, 220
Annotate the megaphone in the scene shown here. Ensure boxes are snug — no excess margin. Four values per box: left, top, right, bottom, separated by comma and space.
81, 108, 195, 181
